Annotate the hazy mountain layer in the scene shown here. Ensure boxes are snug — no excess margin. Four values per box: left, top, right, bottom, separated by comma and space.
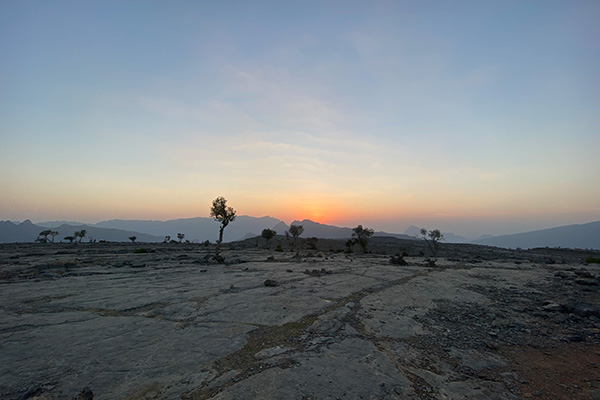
473, 221, 600, 250
2, 218, 599, 249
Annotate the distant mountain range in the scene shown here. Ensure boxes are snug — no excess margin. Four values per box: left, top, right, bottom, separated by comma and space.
0, 220, 164, 243
403, 225, 468, 243
472, 221, 600, 250
1, 217, 598, 250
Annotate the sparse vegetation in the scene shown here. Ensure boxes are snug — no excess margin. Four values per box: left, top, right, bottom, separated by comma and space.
133, 248, 149, 254
37, 230, 51, 243
37, 230, 59, 243
177, 233, 185, 243
421, 228, 443, 257
164, 235, 171, 243
345, 239, 354, 253
261, 229, 276, 249
420, 228, 443, 266
275, 244, 283, 252
210, 196, 237, 256
390, 253, 408, 265
64, 236, 75, 243
351, 225, 375, 253
128, 236, 136, 243
306, 237, 318, 250
585, 256, 600, 264
287, 224, 304, 250
75, 230, 87, 243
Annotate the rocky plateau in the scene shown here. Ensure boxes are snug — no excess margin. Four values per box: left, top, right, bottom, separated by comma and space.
1, 239, 600, 399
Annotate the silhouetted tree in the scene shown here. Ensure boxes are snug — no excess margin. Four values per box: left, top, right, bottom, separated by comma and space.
287, 224, 304, 250
164, 235, 171, 243
177, 233, 185, 243
129, 236, 136, 243
352, 225, 374, 253
420, 228, 443, 266
49, 230, 58, 243
210, 196, 237, 256
64, 236, 75, 243
261, 229, 276, 249
345, 239, 354, 253
75, 230, 87, 243
37, 230, 51, 243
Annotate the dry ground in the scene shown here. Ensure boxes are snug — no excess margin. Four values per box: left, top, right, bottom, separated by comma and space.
1, 240, 599, 399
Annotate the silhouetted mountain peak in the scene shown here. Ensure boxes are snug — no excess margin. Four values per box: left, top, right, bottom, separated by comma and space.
271, 221, 290, 234
404, 225, 422, 237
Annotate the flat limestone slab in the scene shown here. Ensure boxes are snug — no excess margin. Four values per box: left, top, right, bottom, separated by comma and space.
1, 243, 599, 399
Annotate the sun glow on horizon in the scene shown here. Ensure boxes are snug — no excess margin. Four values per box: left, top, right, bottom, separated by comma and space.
1, 2, 598, 237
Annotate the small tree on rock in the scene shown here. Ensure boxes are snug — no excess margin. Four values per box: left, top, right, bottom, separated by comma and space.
129, 236, 137, 243
75, 230, 87, 243
177, 233, 185, 243
287, 224, 304, 251
351, 225, 375, 253
210, 196, 236, 256
261, 229, 276, 249
420, 228, 443, 266
37, 230, 51, 243
164, 235, 171, 243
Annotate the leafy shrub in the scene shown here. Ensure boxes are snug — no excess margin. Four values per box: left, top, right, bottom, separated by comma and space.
275, 245, 283, 252
133, 248, 149, 254
585, 256, 600, 264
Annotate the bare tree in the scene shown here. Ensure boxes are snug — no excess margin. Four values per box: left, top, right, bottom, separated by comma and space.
287, 224, 304, 250
261, 229, 276, 249
351, 225, 375, 253
210, 196, 236, 256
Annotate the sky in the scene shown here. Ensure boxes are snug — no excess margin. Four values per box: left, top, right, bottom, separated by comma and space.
1, 0, 599, 238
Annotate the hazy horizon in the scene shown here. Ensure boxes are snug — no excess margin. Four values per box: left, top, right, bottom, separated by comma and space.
4, 210, 597, 240
2, 2, 599, 238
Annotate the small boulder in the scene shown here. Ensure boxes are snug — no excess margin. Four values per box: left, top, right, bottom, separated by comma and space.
575, 269, 593, 278
390, 254, 408, 265
264, 279, 278, 287
542, 303, 562, 312
563, 302, 600, 318
73, 387, 94, 400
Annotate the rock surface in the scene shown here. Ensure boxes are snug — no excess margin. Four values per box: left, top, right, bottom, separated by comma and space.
1, 242, 599, 399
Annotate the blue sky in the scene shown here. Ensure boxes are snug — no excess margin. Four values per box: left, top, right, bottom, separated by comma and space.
1, 1, 599, 238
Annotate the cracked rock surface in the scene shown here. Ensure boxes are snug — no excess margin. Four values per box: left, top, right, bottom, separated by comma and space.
1, 242, 599, 399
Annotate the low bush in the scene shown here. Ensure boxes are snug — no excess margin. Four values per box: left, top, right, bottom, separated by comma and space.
275, 245, 283, 252
133, 248, 149, 254
585, 256, 600, 264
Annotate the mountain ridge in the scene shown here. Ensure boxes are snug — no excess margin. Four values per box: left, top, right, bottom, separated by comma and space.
473, 220, 600, 250
2, 218, 599, 249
